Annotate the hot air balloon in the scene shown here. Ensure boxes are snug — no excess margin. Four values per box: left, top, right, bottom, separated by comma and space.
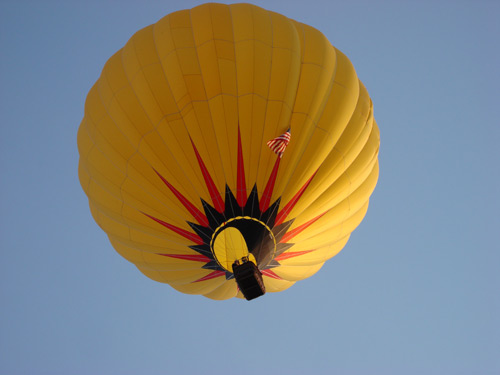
78, 3, 380, 300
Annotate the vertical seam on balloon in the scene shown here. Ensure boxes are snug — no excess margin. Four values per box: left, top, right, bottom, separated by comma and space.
152, 16, 235, 239
302, 81, 368, 212
149, 16, 219, 213
319, 94, 373, 235
104, 32, 199, 234
269, 25, 340, 229
186, 5, 235, 220
186, 5, 239, 293
259, 12, 293, 229
153, 17, 208, 203
248, 6, 258, 208
206, 4, 237, 216
270, 22, 314, 227
302, 78, 369, 218
255, 8, 276, 225
152, 18, 215, 199
257, 16, 303, 229
213, 5, 238, 217
122, 27, 208, 242
258, 18, 304, 228
190, 5, 229, 207
228, 4, 245, 210
127, 33, 207, 219
300, 87, 372, 224
186, 6, 227, 211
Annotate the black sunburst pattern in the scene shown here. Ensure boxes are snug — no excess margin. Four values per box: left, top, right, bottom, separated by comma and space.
143, 127, 324, 283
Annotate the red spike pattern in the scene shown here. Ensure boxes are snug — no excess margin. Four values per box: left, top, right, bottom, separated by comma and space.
260, 269, 282, 280
158, 254, 211, 262
275, 250, 314, 261
194, 270, 226, 283
190, 139, 225, 213
236, 127, 247, 207
142, 133, 325, 286
260, 157, 281, 212
142, 213, 204, 245
275, 171, 317, 226
154, 169, 209, 227
280, 212, 328, 243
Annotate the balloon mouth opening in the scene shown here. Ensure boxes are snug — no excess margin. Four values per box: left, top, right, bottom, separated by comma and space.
210, 216, 276, 272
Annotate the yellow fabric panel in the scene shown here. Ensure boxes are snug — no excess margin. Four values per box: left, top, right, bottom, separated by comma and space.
108, 235, 196, 258
284, 200, 371, 253
138, 267, 211, 285
125, 25, 226, 207
158, 7, 231, 198
206, 94, 238, 194
202, 280, 238, 300
289, 164, 378, 238
78, 3, 380, 300
127, 223, 191, 249
109, 234, 195, 257
235, 9, 301, 193
289, 130, 379, 223
122, 27, 166, 126
78, 134, 124, 200
272, 262, 324, 282
83, 87, 136, 172
280, 81, 372, 214
86, 178, 124, 223
138, 253, 206, 272
101, 55, 154, 144
89, 202, 130, 240
262, 277, 295, 293
78, 162, 91, 194
108, 237, 144, 264
274, 44, 358, 207
170, 277, 232, 296
278, 237, 350, 267
85, 115, 201, 224
154, 118, 213, 205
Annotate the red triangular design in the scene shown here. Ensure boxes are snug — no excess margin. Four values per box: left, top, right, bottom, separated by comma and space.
154, 169, 209, 227
158, 254, 211, 262
193, 270, 226, 283
190, 138, 225, 213
275, 250, 314, 261
143, 213, 204, 245
280, 211, 328, 243
236, 126, 247, 207
275, 171, 317, 226
260, 157, 281, 212
261, 269, 282, 280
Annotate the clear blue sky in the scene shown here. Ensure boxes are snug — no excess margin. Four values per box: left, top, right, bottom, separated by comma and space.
1, 1, 499, 374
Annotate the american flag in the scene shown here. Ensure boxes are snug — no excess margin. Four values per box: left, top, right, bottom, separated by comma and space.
267, 129, 291, 158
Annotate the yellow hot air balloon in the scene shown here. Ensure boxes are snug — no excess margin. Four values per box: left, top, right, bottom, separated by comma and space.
78, 3, 380, 300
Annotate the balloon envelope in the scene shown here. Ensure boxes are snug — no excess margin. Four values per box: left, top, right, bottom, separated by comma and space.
78, 3, 380, 300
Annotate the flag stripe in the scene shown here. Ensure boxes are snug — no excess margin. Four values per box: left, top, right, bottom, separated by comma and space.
267, 130, 291, 158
